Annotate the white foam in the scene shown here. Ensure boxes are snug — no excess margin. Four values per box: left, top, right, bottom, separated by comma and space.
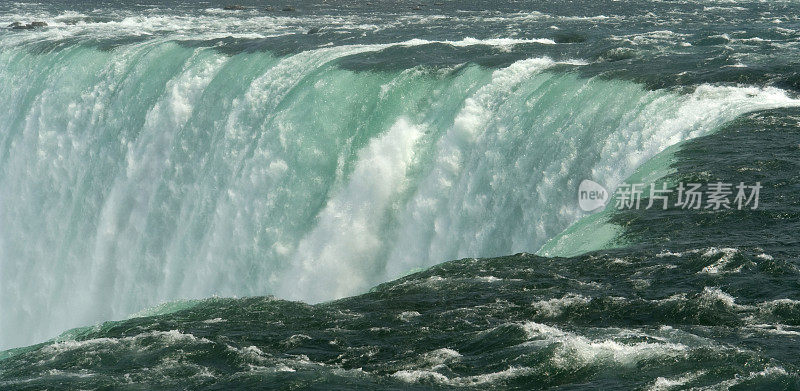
698, 287, 742, 309
402, 37, 557, 47
392, 369, 450, 383
698, 366, 788, 390
384, 57, 560, 279
89, 48, 228, 315
278, 118, 424, 301
41, 329, 211, 357
698, 248, 739, 274
395, 322, 691, 387
393, 366, 536, 387
648, 371, 706, 391
399, 311, 422, 321
520, 322, 688, 369
756, 253, 774, 260
531, 294, 591, 317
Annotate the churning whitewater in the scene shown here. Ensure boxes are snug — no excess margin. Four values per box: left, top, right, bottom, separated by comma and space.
3, 7, 800, 350
2, 0, 800, 389
2, 4, 800, 390
2, 37, 797, 349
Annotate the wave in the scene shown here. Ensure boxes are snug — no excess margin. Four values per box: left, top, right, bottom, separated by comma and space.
3, 248, 799, 389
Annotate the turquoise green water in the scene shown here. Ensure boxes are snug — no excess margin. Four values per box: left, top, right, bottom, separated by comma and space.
2, 0, 800, 388
3, 41, 794, 349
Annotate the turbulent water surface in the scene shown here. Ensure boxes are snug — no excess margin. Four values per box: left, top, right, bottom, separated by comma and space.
1, 0, 800, 389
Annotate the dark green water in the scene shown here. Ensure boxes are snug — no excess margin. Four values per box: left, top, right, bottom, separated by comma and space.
1, 0, 800, 389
